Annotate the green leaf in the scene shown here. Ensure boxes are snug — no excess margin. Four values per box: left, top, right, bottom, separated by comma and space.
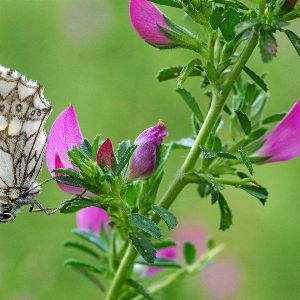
200, 145, 217, 159
149, 0, 182, 8
157, 66, 202, 82
238, 148, 254, 175
217, 152, 238, 159
218, 193, 233, 231
126, 279, 154, 300
129, 232, 156, 263
80, 139, 92, 159
235, 110, 252, 135
243, 66, 268, 92
172, 137, 195, 149
116, 144, 137, 175
153, 239, 177, 249
60, 199, 102, 214
205, 62, 219, 83
129, 213, 162, 239
126, 181, 142, 207
72, 229, 106, 252
209, 6, 224, 30
117, 140, 131, 162
248, 127, 268, 141
219, 7, 242, 41
152, 205, 178, 230
285, 30, 300, 56
240, 185, 268, 205
135, 257, 181, 268
176, 88, 204, 123
63, 241, 100, 258
259, 29, 278, 63
249, 156, 270, 163
235, 19, 261, 36
210, 0, 249, 10
91, 134, 101, 160
54, 175, 82, 187
183, 242, 197, 265
64, 258, 105, 275
177, 59, 201, 87
262, 112, 286, 124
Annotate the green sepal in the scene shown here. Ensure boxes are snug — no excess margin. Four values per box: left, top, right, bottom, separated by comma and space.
263, 112, 286, 124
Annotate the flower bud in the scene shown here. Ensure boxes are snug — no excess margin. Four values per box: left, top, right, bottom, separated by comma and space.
284, 0, 298, 10
96, 138, 114, 169
126, 121, 167, 180
77, 206, 110, 234
129, 0, 173, 46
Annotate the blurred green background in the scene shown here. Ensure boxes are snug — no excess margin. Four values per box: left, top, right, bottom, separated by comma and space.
0, 1, 299, 299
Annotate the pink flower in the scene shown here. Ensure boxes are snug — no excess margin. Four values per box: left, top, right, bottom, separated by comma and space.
255, 100, 300, 163
77, 207, 110, 234
201, 257, 242, 300
126, 121, 168, 180
129, 0, 173, 45
46, 105, 84, 194
145, 246, 177, 276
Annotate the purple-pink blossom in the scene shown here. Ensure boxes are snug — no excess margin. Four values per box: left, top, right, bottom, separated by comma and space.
46, 105, 84, 194
145, 246, 177, 276
284, 0, 298, 9
129, 0, 173, 45
77, 206, 110, 234
255, 100, 300, 163
126, 121, 168, 180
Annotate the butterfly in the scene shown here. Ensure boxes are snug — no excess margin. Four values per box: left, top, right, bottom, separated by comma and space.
0, 66, 52, 222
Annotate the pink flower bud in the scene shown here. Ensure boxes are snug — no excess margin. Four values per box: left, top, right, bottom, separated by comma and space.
96, 138, 114, 169
77, 206, 110, 234
255, 100, 300, 163
126, 121, 168, 180
129, 0, 173, 45
284, 0, 298, 9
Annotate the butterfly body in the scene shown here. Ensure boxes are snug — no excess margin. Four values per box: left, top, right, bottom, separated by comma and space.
0, 66, 51, 222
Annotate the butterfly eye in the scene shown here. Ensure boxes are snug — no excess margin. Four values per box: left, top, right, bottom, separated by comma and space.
31, 110, 36, 116
0, 104, 5, 112
37, 110, 41, 117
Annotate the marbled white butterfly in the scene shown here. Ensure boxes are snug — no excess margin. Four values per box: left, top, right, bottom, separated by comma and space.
0, 66, 51, 222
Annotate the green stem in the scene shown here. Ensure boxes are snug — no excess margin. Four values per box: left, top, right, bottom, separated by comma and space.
104, 30, 259, 300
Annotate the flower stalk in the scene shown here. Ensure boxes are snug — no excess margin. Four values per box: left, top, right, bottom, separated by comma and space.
104, 29, 259, 300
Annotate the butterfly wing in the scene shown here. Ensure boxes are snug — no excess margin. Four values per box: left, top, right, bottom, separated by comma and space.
0, 66, 51, 198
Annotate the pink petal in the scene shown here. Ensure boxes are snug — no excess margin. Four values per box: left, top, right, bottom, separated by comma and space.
96, 138, 113, 169
146, 246, 177, 276
77, 206, 110, 234
201, 257, 242, 300
256, 99, 300, 163
129, 0, 172, 45
46, 105, 83, 172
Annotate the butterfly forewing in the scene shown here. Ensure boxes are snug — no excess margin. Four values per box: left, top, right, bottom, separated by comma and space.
0, 66, 51, 201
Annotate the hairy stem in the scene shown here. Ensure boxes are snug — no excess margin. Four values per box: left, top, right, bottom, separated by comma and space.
104, 30, 259, 300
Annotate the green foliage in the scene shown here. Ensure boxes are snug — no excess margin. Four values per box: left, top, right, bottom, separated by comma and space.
240, 185, 269, 205
259, 29, 278, 63
72, 229, 107, 252
63, 241, 100, 258
243, 66, 268, 92
218, 194, 233, 231
238, 148, 254, 175
129, 232, 156, 263
176, 88, 204, 123
152, 205, 178, 230
183, 242, 197, 265
235, 110, 252, 135
263, 112, 286, 124
149, 0, 182, 8
126, 279, 154, 300
285, 30, 300, 56
129, 213, 162, 239
64, 259, 105, 275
